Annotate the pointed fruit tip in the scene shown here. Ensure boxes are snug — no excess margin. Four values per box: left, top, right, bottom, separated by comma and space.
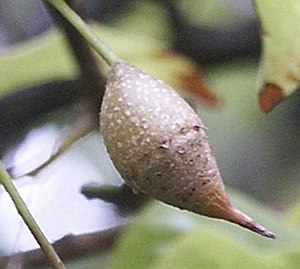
242, 218, 276, 239
229, 208, 275, 239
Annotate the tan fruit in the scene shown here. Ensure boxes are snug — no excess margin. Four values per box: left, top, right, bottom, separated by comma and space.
100, 61, 275, 239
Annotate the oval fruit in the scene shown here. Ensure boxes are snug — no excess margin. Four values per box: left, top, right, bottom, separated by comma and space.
100, 61, 275, 239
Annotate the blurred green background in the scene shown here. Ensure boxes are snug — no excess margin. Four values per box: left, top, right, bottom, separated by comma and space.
0, 0, 299, 268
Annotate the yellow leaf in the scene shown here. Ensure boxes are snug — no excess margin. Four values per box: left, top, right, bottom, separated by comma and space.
254, 0, 300, 112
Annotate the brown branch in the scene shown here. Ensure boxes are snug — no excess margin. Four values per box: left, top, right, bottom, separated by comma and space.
45, 0, 106, 123
0, 225, 125, 268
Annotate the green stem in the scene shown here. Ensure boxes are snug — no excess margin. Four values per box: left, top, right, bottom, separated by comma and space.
0, 162, 66, 269
46, 0, 120, 66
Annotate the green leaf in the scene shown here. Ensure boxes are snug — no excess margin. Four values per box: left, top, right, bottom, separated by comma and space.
253, 0, 300, 112
284, 250, 300, 269
111, 0, 238, 41
149, 228, 286, 269
287, 198, 300, 229
109, 189, 300, 269
0, 31, 78, 97
108, 206, 183, 269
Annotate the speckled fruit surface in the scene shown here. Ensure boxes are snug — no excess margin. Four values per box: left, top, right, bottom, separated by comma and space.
100, 61, 275, 239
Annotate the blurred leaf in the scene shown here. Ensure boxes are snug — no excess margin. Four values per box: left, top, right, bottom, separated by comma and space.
287, 198, 300, 229
176, 0, 243, 28
110, 0, 171, 41
284, 250, 300, 269
0, 31, 78, 98
254, 0, 300, 112
0, 23, 220, 107
81, 184, 148, 216
138, 49, 220, 106
148, 229, 286, 269
109, 189, 300, 269
63, 252, 110, 269
111, 0, 241, 41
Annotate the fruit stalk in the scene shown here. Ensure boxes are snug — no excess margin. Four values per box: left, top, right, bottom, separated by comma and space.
47, 0, 120, 66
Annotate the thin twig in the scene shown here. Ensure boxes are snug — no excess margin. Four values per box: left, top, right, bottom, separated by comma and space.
45, 0, 106, 115
0, 162, 66, 269
47, 0, 120, 66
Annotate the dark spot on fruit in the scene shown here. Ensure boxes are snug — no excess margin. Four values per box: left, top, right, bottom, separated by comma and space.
197, 170, 205, 178
163, 160, 174, 169
177, 146, 186, 154
202, 179, 210, 186
159, 137, 171, 149
188, 159, 195, 165
193, 125, 201, 131
161, 186, 168, 192
182, 197, 188, 202
179, 127, 186, 134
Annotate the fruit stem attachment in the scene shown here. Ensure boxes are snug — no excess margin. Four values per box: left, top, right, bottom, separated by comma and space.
0, 162, 66, 269
46, 0, 120, 66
